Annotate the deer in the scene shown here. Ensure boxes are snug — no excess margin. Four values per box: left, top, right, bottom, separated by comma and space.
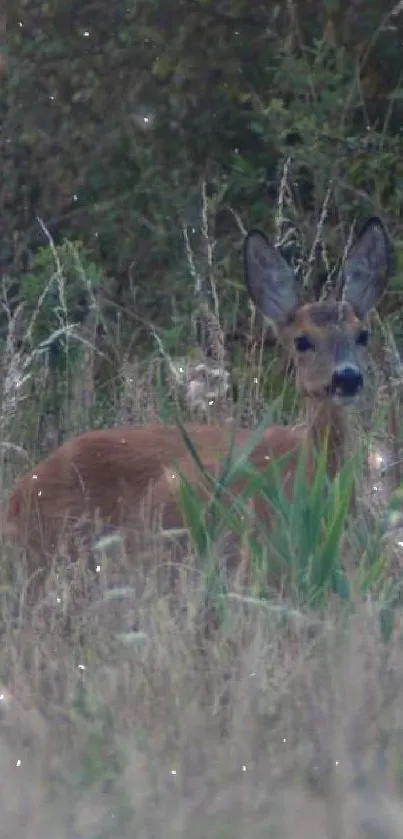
2, 216, 394, 586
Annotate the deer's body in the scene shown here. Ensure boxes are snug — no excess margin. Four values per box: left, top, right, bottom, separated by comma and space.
3, 217, 394, 574
4, 421, 305, 556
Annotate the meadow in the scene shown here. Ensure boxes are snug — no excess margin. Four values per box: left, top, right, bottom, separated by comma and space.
0, 208, 402, 839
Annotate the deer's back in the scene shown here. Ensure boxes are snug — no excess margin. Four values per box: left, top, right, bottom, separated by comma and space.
3, 424, 252, 552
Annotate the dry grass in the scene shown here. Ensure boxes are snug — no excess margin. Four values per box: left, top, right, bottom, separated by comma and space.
0, 522, 400, 838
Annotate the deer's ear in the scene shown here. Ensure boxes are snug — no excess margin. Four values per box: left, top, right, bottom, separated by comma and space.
244, 230, 299, 330
342, 217, 394, 317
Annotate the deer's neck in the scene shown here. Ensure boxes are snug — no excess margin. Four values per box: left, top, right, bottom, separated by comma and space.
303, 398, 355, 479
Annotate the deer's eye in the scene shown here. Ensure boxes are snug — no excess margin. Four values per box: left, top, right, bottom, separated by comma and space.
294, 335, 315, 352
356, 329, 368, 347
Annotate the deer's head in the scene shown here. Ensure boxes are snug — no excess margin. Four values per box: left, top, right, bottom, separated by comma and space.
244, 217, 394, 404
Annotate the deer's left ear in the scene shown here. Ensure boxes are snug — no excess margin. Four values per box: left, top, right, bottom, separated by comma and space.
342, 217, 394, 317
244, 229, 299, 330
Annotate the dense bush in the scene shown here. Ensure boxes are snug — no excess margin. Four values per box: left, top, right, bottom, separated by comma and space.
2, 1, 403, 355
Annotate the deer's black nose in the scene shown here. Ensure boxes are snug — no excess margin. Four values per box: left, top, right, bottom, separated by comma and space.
331, 365, 363, 397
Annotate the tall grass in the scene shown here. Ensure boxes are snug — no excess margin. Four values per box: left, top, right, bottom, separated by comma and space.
0, 200, 402, 837
0, 348, 402, 837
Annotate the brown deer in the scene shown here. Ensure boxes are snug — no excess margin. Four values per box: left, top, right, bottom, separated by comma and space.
3, 217, 393, 576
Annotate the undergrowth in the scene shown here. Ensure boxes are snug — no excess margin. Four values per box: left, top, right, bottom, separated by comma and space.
0, 320, 402, 838
0, 172, 402, 839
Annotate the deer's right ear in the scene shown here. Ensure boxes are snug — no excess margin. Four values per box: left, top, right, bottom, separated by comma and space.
341, 216, 394, 318
244, 230, 299, 329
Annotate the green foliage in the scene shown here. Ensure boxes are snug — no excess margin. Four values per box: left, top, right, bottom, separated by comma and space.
2, 0, 403, 355
170, 420, 402, 639
19, 239, 101, 346
174, 422, 382, 615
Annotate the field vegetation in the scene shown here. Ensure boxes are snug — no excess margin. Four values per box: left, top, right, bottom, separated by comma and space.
2, 2, 403, 836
